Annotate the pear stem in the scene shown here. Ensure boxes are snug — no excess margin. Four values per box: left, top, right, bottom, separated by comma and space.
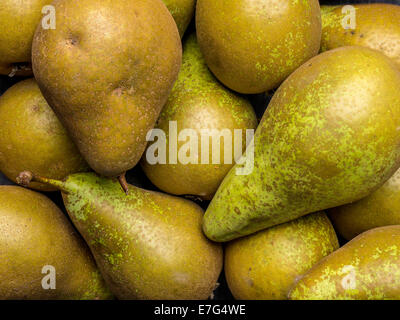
16, 171, 69, 193
118, 173, 129, 195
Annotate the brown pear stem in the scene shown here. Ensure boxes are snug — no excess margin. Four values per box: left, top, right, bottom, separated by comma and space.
16, 171, 68, 193
118, 173, 129, 195
16, 171, 34, 187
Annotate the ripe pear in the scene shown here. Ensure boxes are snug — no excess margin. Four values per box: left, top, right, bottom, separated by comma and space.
329, 168, 400, 241
321, 4, 400, 69
0, 79, 88, 191
0, 0, 52, 76
225, 212, 339, 300
162, 0, 195, 37
0, 185, 112, 299
141, 34, 258, 200
195, 0, 322, 94
17, 171, 223, 300
203, 46, 400, 242
289, 226, 400, 300
32, 0, 182, 180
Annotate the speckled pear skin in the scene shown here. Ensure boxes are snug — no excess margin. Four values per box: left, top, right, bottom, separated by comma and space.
289, 226, 400, 300
0, 79, 89, 191
195, 0, 322, 94
321, 4, 400, 70
225, 212, 339, 300
0, 0, 52, 76
35, 173, 222, 300
203, 46, 400, 242
141, 34, 258, 200
0, 186, 112, 300
162, 0, 195, 37
32, 0, 182, 178
329, 168, 400, 241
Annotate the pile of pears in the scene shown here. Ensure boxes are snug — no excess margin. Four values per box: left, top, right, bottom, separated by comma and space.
1, 0, 400, 300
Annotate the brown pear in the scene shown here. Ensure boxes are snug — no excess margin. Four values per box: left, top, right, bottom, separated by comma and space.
32, 0, 182, 180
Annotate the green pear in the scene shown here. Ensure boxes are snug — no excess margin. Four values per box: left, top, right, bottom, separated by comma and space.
17, 171, 223, 300
329, 168, 400, 240
32, 0, 182, 182
162, 0, 195, 37
203, 46, 400, 242
225, 212, 339, 300
321, 4, 400, 70
289, 226, 400, 300
0, 185, 112, 299
196, 0, 322, 94
141, 34, 258, 200
0, 78, 89, 191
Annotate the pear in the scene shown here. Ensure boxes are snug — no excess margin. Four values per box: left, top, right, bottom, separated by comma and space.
225, 212, 339, 300
0, 78, 89, 191
289, 226, 400, 300
321, 4, 400, 69
196, 0, 322, 94
0, 0, 52, 76
141, 34, 258, 200
17, 171, 223, 300
0, 185, 112, 299
32, 0, 182, 183
329, 168, 400, 241
162, 0, 195, 37
203, 46, 400, 242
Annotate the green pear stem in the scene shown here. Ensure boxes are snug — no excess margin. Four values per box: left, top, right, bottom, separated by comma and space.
118, 173, 129, 195
16, 171, 69, 193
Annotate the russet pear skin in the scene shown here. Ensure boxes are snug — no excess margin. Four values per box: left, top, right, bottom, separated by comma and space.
32, 0, 182, 178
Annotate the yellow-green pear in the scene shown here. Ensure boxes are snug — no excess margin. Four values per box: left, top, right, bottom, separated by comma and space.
196, 0, 322, 94
162, 0, 195, 37
225, 212, 339, 300
289, 226, 400, 300
0, 186, 112, 299
321, 4, 400, 69
0, 79, 89, 191
0, 0, 52, 76
329, 168, 400, 240
141, 34, 258, 200
17, 172, 223, 300
203, 46, 400, 242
